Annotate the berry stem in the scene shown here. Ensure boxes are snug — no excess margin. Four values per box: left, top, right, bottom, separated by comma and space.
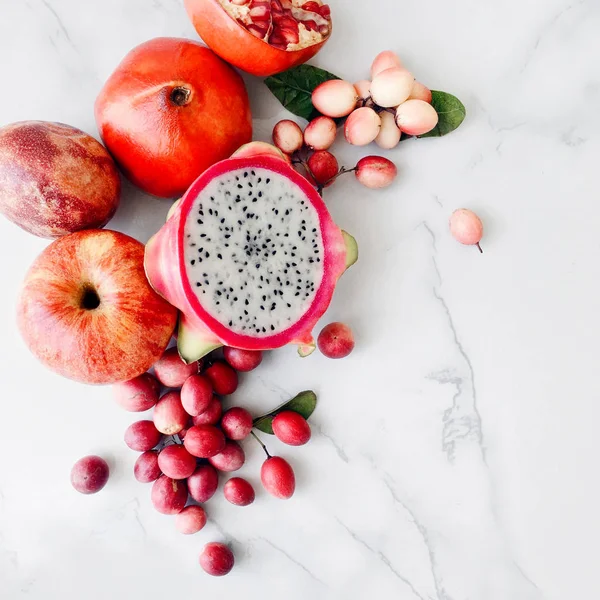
299, 159, 325, 197
335, 166, 357, 178
251, 431, 271, 459
373, 105, 396, 116
317, 166, 358, 192
476, 242, 483, 254
302, 160, 324, 198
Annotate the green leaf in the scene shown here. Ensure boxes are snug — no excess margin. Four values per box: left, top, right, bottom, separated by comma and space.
418, 90, 466, 138
265, 65, 340, 121
253, 390, 317, 434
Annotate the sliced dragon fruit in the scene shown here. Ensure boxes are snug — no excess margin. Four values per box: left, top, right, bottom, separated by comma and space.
145, 154, 357, 362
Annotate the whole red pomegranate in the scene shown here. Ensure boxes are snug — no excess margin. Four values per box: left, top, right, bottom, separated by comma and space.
184, 0, 332, 77
0, 121, 120, 238
17, 230, 177, 384
95, 38, 252, 198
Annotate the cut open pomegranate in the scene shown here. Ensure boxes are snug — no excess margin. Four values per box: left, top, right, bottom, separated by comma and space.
185, 0, 332, 76
220, 0, 331, 50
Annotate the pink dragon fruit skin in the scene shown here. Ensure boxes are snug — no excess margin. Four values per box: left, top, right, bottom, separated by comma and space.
145, 154, 357, 363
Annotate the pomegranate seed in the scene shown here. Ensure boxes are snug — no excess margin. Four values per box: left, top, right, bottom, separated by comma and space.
301, 1, 321, 12
318, 5, 331, 19
272, 0, 287, 12
277, 15, 298, 28
282, 27, 300, 44
248, 24, 268, 38
249, 1, 271, 20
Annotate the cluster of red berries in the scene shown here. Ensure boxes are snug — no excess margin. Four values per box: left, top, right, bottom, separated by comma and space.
114, 346, 307, 575
70, 320, 356, 575
272, 119, 398, 192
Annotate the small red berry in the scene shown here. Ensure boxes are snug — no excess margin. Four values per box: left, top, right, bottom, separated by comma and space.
272, 411, 311, 446
307, 150, 339, 186
224, 477, 255, 506
223, 347, 263, 372
70, 455, 109, 494
199, 543, 234, 576
355, 156, 397, 189
209, 440, 245, 472
124, 420, 162, 452
133, 450, 161, 483
181, 374, 213, 416
175, 505, 207, 535
261, 456, 295, 499
113, 373, 160, 412
153, 391, 188, 435
150, 476, 187, 515
157, 444, 197, 479
304, 116, 337, 150
187, 464, 219, 503
192, 396, 223, 426
272, 120, 304, 155
205, 361, 238, 395
449, 208, 484, 253
184, 425, 226, 458
317, 322, 355, 359
221, 407, 253, 440
153, 347, 199, 388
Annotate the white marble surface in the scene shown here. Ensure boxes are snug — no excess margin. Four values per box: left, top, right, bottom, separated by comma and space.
1, 0, 599, 598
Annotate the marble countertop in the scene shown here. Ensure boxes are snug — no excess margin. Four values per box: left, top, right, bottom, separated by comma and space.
1, 0, 598, 598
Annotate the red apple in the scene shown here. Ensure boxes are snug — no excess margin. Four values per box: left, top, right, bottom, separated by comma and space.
17, 230, 177, 384
95, 37, 252, 198
0, 121, 120, 238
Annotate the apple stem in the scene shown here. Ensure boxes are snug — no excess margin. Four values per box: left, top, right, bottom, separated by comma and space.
476, 242, 483, 254
251, 431, 271, 459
